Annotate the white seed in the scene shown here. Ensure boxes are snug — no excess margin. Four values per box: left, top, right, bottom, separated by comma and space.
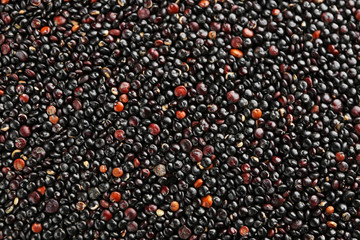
153, 164, 166, 177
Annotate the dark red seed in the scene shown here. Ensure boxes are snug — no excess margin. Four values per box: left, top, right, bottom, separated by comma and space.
331, 99, 343, 112
356, 10, 360, 21
145, 204, 157, 213
231, 36, 242, 49
138, 8, 150, 19
196, 82, 208, 94
263, 203, 274, 211
100, 200, 109, 209
161, 185, 169, 195
241, 163, 251, 172
73, 87, 83, 97
45, 199, 59, 213
101, 210, 112, 221
72, 99, 82, 110
141, 169, 151, 178
127, 221, 138, 232
32, 147, 46, 159
203, 145, 214, 157
227, 156, 238, 167
242, 173, 251, 184
190, 22, 199, 31
31, 19, 42, 28
19, 94, 29, 103
1, 44, 10, 55
124, 208, 137, 220
272, 8, 280, 16
239, 226, 249, 236
243, 28, 254, 37
149, 123, 160, 135
31, 0, 41, 6
147, 48, 159, 60
335, 152, 345, 162
210, 22, 221, 31
351, 106, 360, 117
109, 29, 121, 36
312, 30, 321, 39
228, 227, 237, 235
309, 195, 320, 208
15, 138, 27, 149
190, 149, 203, 162
178, 226, 192, 239
355, 124, 360, 135
269, 45, 279, 56
254, 128, 264, 139
322, 12, 334, 24
1, 12, 11, 24
332, 180, 339, 190
180, 139, 192, 152
167, 3, 179, 14
272, 156, 282, 165
227, 90, 239, 103
41, 26, 51, 35
174, 86, 187, 98
338, 161, 349, 172
114, 129, 126, 140
28, 191, 41, 204
128, 116, 140, 126
16, 50, 28, 61
154, 39, 163, 47
222, 23, 231, 33
119, 82, 130, 93
54, 16, 66, 26
19, 125, 31, 137
25, 69, 36, 78
106, 12, 117, 21
291, 220, 303, 230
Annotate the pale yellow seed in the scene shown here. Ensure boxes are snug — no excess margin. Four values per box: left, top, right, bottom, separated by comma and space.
11, 149, 22, 158
162, 105, 168, 111
118, 0, 125, 6
90, 10, 100, 15
1, 124, 10, 131
5, 205, 14, 214
156, 209, 164, 217
83, 161, 89, 168
76, 202, 87, 211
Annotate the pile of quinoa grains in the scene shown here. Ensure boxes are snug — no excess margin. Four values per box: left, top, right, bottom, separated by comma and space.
1, 0, 360, 239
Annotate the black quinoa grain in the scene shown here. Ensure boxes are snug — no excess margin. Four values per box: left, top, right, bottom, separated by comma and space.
0, 0, 360, 239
